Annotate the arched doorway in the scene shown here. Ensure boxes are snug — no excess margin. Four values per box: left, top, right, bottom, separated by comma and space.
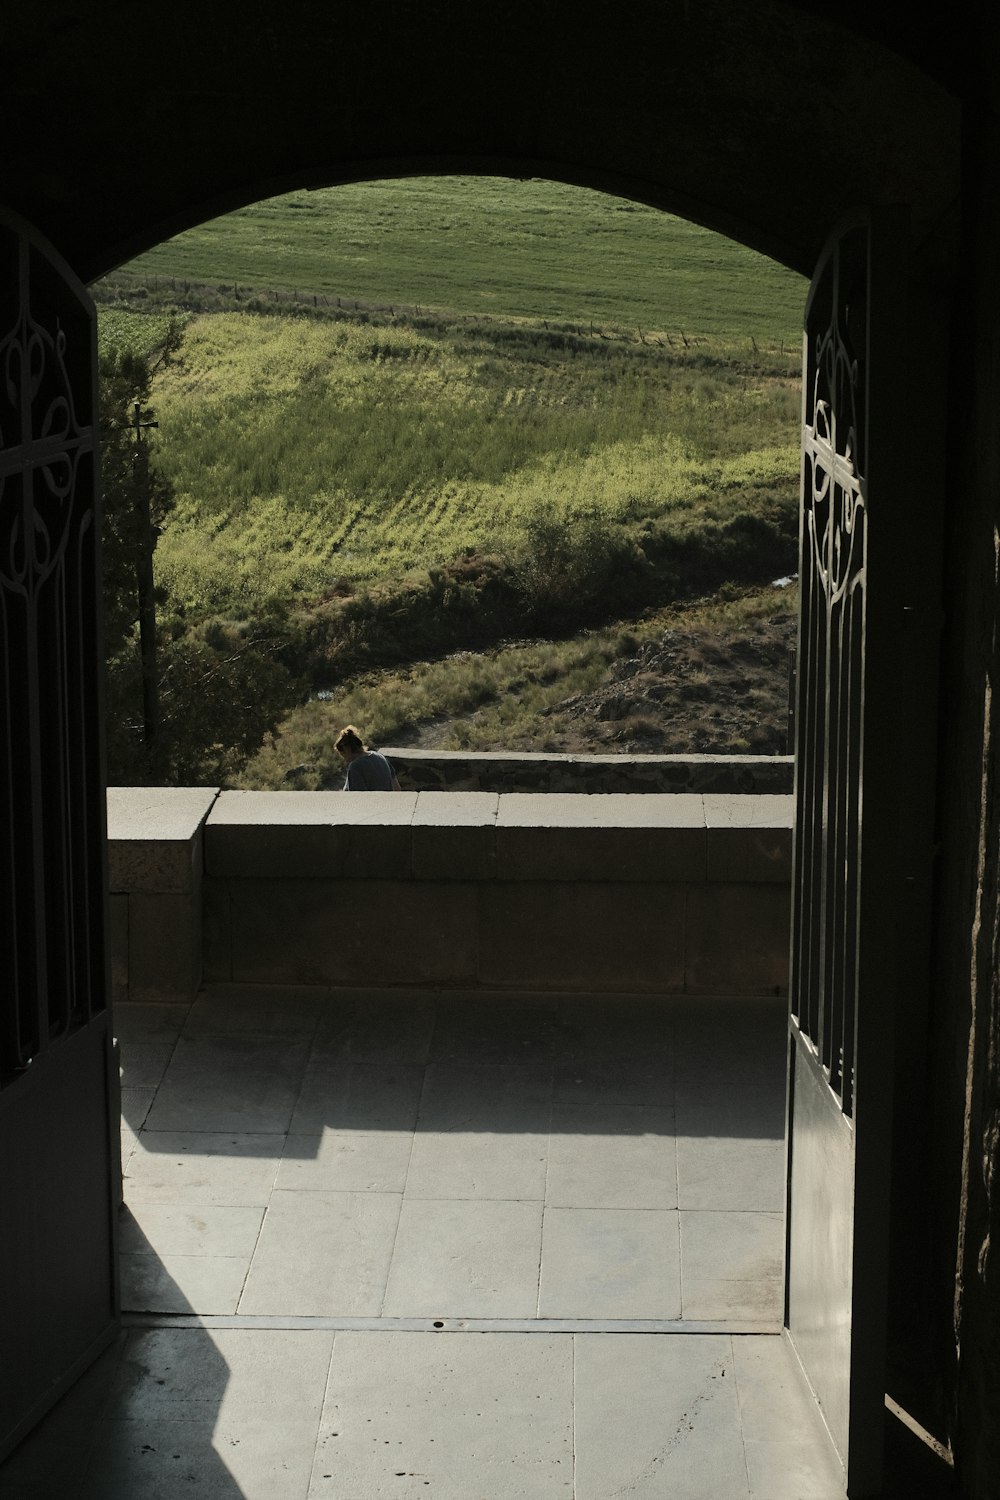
0, 4, 966, 1488
1, 189, 950, 1500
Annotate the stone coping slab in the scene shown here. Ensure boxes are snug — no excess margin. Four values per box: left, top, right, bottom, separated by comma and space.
411, 793, 500, 881
495, 793, 706, 827
411, 792, 500, 826
494, 793, 709, 882
197, 791, 792, 884
106, 787, 220, 893
703, 794, 793, 827
209, 790, 418, 825
704, 795, 794, 882
206, 790, 419, 879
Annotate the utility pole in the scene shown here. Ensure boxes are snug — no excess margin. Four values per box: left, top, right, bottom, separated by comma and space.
132, 401, 159, 747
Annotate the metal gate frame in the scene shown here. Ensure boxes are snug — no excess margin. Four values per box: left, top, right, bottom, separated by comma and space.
0, 208, 120, 1459
785, 204, 947, 1497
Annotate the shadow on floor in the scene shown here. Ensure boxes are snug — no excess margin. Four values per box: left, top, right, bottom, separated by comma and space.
0, 1218, 243, 1498
2, 986, 852, 1499
115, 987, 788, 1326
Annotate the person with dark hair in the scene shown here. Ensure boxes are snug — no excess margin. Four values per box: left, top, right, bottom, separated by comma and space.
335, 725, 401, 791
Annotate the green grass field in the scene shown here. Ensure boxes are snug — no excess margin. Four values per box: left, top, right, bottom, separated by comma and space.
135, 309, 800, 619
100, 176, 806, 343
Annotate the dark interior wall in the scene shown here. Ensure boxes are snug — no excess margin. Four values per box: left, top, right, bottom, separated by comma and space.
4, 2, 960, 282
932, 80, 1000, 1498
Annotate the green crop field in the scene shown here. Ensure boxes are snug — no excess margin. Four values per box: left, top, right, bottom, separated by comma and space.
136, 309, 801, 619
100, 175, 806, 343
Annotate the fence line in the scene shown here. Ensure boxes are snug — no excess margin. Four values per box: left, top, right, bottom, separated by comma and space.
95, 274, 790, 357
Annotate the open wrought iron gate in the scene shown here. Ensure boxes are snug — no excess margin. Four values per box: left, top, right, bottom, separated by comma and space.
0, 211, 120, 1458
785, 207, 944, 1496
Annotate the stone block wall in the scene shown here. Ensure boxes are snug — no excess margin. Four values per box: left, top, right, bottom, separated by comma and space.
106, 786, 218, 1002
106, 786, 793, 1000
198, 789, 792, 996
384, 748, 794, 796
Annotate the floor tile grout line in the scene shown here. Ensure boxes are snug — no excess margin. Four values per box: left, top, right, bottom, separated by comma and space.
535, 1061, 556, 1318
234, 1198, 274, 1317
677, 1195, 687, 1321
376, 1181, 409, 1318
119, 1013, 188, 1160
122, 1312, 784, 1334
307, 1323, 341, 1498
572, 1331, 578, 1500
377, 1010, 436, 1316
731, 1332, 755, 1498
673, 1007, 687, 1321
671, 1002, 682, 1213
369, 1197, 702, 1210
230, 995, 328, 1316
74, 1328, 134, 1486
121, 1004, 192, 1205
277, 991, 328, 1153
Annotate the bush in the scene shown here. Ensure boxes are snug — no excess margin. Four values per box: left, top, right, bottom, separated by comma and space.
106, 607, 307, 785
508, 505, 649, 630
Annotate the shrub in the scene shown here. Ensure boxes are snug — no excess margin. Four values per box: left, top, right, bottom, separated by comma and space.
508, 505, 648, 630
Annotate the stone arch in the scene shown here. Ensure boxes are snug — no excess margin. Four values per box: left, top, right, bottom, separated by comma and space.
6, 4, 960, 285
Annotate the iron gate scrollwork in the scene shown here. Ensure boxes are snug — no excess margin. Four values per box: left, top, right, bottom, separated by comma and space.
0, 216, 106, 1080
787, 206, 917, 1493
791, 224, 871, 1117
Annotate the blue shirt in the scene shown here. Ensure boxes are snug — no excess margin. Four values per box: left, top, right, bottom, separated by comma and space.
344, 750, 395, 790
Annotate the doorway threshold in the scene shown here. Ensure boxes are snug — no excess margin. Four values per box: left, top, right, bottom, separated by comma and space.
123, 1311, 782, 1334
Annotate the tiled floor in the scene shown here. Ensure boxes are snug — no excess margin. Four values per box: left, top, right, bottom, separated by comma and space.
118, 986, 787, 1324
0, 1324, 847, 1499
0, 985, 849, 1498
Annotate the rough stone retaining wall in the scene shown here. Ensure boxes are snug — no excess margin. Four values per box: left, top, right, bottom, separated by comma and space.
107, 785, 792, 1002
384, 749, 794, 795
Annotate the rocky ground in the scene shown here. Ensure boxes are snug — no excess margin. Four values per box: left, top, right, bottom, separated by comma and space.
407, 600, 799, 758
554, 612, 797, 756
552, 614, 797, 756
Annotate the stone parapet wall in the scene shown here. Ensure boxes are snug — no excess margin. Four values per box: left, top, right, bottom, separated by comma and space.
108, 786, 792, 1001
106, 786, 219, 1003
383, 749, 794, 795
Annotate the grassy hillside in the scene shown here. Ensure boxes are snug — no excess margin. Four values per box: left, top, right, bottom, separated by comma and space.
237, 583, 799, 789
98, 176, 806, 343
97, 176, 806, 784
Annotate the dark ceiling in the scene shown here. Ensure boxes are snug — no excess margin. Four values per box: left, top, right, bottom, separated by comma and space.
3, 0, 971, 282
